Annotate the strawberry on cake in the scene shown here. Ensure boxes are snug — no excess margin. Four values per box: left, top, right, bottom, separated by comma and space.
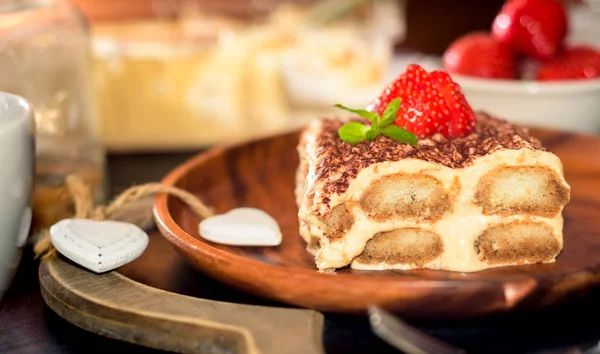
295, 64, 571, 272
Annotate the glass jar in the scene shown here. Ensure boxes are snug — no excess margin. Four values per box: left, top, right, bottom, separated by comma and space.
83, 0, 406, 152
0, 0, 106, 233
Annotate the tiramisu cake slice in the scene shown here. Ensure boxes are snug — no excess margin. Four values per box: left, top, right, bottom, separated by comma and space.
296, 64, 570, 272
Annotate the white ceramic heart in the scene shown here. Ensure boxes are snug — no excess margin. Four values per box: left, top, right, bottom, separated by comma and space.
50, 219, 149, 273
198, 207, 282, 246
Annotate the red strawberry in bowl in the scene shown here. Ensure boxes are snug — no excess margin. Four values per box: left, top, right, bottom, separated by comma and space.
536, 46, 600, 81
492, 0, 567, 62
443, 32, 517, 79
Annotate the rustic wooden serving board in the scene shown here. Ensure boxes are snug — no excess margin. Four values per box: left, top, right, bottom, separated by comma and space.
39, 255, 325, 354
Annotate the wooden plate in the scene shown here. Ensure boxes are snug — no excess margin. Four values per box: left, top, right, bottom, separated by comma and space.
154, 128, 600, 319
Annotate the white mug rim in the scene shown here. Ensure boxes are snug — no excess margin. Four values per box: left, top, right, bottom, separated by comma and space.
0, 91, 33, 131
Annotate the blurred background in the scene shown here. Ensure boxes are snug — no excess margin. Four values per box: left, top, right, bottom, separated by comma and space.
0, 0, 599, 232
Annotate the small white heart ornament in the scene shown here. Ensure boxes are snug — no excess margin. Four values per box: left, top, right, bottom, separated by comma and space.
199, 207, 282, 246
50, 219, 149, 273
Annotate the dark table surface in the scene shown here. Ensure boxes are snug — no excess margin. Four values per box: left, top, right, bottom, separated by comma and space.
2, 151, 600, 354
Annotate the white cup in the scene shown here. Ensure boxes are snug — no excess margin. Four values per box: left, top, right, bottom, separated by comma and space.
0, 92, 35, 302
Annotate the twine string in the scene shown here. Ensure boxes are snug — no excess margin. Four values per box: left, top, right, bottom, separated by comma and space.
33, 174, 214, 260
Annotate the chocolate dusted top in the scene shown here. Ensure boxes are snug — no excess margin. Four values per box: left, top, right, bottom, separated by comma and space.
305, 113, 545, 217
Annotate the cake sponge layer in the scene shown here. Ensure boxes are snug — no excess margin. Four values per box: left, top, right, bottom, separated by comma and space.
474, 221, 561, 265
322, 205, 354, 241
353, 228, 443, 268
359, 173, 451, 222
475, 165, 570, 217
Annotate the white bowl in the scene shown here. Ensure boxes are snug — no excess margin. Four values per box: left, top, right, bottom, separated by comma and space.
453, 74, 600, 134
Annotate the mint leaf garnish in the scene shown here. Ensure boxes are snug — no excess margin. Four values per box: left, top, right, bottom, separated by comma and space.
333, 104, 378, 124
338, 122, 370, 144
366, 126, 379, 140
381, 125, 418, 146
333, 98, 417, 146
379, 98, 400, 126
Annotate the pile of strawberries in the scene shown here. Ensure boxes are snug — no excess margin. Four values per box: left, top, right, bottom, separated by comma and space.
443, 0, 600, 81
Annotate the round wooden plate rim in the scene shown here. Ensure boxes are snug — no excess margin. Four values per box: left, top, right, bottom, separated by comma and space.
153, 129, 589, 290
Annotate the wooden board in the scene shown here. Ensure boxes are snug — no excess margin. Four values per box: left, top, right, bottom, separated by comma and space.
154, 127, 600, 320
39, 256, 325, 354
